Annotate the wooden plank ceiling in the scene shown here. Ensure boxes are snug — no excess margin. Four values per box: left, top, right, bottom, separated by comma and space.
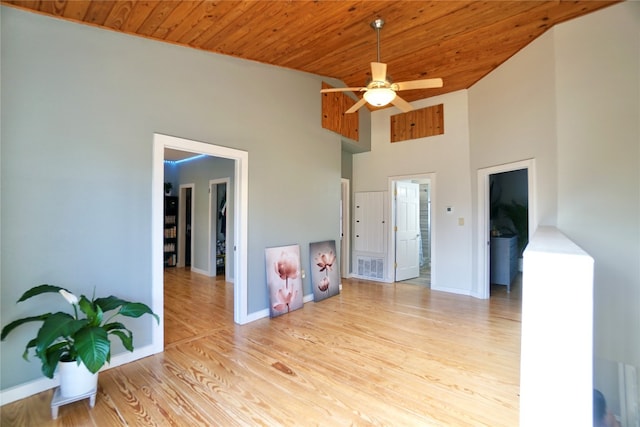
3, 1, 618, 105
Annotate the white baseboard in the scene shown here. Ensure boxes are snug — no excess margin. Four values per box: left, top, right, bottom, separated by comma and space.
0, 376, 58, 406
0, 344, 158, 406
190, 266, 209, 276
349, 274, 389, 283
430, 285, 472, 296
3, 292, 316, 405
245, 293, 315, 323
245, 308, 269, 323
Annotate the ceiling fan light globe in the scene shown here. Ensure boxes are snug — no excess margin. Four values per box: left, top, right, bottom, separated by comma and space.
363, 88, 396, 107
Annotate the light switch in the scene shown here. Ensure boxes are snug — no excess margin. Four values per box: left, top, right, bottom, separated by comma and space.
458, 217, 464, 226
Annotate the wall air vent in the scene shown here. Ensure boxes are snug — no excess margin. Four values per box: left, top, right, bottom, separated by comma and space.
356, 256, 384, 280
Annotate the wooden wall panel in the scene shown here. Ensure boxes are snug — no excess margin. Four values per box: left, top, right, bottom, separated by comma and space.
321, 83, 359, 141
390, 104, 444, 143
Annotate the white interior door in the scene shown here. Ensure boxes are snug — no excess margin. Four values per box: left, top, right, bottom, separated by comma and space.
395, 181, 420, 281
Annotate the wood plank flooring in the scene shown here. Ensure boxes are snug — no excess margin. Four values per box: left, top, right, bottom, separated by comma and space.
1, 269, 522, 426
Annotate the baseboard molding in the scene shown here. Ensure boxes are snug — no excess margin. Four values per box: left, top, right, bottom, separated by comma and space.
470, 289, 488, 299
244, 293, 315, 323
3, 291, 315, 405
245, 308, 269, 323
0, 344, 158, 406
349, 274, 390, 283
430, 285, 472, 296
190, 266, 209, 276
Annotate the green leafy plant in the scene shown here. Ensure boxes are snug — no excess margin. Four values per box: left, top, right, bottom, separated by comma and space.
1, 284, 159, 378
500, 200, 529, 257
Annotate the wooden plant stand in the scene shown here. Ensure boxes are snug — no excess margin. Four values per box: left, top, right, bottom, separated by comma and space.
50, 386, 97, 419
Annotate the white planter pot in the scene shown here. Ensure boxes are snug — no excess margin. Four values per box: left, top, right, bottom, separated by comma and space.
58, 360, 98, 397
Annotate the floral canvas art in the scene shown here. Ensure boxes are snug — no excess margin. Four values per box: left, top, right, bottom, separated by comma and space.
265, 244, 304, 318
310, 240, 340, 302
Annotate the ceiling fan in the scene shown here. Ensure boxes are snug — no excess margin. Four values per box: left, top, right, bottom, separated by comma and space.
321, 18, 443, 114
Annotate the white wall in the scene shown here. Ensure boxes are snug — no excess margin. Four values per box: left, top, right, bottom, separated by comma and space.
353, 91, 474, 294
0, 7, 341, 391
355, 2, 639, 374
469, 1, 639, 372
554, 2, 640, 370
176, 156, 235, 276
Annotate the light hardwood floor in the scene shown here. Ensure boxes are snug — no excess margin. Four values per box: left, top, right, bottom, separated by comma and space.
1, 269, 522, 426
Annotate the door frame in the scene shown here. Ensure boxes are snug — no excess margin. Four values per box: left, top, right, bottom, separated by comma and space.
340, 178, 350, 279
153, 133, 249, 349
209, 178, 230, 279
388, 173, 436, 285
476, 158, 537, 299
177, 183, 195, 268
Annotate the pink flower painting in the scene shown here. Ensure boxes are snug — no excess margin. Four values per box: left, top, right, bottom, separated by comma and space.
265, 245, 304, 317
309, 240, 340, 302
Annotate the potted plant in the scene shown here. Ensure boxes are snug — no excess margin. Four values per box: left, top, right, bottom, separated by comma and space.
500, 200, 529, 258
164, 182, 173, 196
1, 284, 159, 397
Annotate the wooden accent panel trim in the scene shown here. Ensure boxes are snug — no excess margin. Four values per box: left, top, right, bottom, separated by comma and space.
321, 82, 359, 142
390, 104, 444, 143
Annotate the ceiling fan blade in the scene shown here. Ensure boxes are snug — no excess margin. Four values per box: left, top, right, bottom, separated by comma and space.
345, 97, 368, 114
320, 87, 365, 93
370, 62, 387, 82
391, 94, 413, 113
395, 78, 443, 91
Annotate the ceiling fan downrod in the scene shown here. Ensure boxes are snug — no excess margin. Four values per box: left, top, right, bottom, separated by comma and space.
371, 18, 384, 63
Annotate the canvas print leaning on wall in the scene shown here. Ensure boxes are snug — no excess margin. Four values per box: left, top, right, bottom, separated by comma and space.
265, 244, 304, 318
310, 240, 340, 302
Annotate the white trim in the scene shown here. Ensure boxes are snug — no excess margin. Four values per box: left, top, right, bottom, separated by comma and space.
209, 178, 231, 279
190, 266, 209, 276
154, 133, 249, 326
152, 137, 165, 353
340, 178, 351, 278
429, 285, 472, 296
177, 183, 195, 268
245, 309, 269, 323
387, 173, 436, 287
241, 293, 315, 324
476, 158, 537, 299
350, 274, 389, 283
0, 345, 155, 406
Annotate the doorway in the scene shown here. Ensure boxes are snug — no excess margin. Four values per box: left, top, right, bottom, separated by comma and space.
389, 173, 435, 287
177, 184, 194, 268
152, 133, 249, 355
209, 178, 229, 279
477, 159, 536, 299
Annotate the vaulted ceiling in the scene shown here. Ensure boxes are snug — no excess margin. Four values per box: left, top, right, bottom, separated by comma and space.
3, 1, 618, 104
